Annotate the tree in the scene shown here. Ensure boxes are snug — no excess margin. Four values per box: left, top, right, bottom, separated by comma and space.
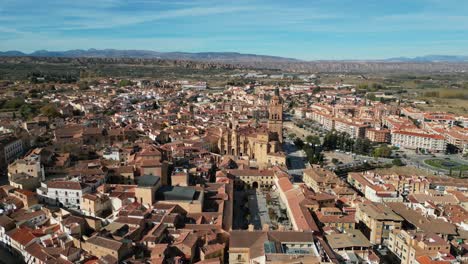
3, 98, 24, 109
305, 135, 320, 145
366, 94, 377, 101
373, 145, 392, 158
119, 79, 133, 87
358, 84, 369, 90
294, 137, 305, 149
40, 104, 61, 118
19, 104, 35, 119
392, 158, 404, 166
323, 131, 338, 150
288, 133, 296, 140
354, 138, 372, 155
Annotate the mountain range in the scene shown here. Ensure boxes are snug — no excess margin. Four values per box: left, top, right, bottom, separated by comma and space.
385, 55, 468, 62
0, 49, 300, 63
1, 49, 468, 63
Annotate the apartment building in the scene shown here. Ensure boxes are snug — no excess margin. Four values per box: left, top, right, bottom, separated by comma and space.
356, 202, 403, 245
444, 127, 468, 153
303, 166, 341, 193
366, 128, 391, 143
388, 230, 450, 264
334, 118, 368, 139
347, 172, 404, 203
391, 130, 446, 153
401, 107, 425, 121
315, 207, 355, 232
310, 110, 335, 131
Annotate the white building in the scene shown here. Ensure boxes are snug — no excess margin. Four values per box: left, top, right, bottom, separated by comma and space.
37, 180, 91, 209
102, 147, 121, 162
391, 130, 446, 153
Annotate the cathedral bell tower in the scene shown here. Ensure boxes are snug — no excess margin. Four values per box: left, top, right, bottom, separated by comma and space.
268, 88, 283, 143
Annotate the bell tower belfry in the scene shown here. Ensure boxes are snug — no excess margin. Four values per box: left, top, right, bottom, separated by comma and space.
268, 88, 283, 143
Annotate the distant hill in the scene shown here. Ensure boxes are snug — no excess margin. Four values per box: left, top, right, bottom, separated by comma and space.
0, 49, 301, 63
1, 49, 468, 64
2, 50, 468, 73
385, 55, 468, 62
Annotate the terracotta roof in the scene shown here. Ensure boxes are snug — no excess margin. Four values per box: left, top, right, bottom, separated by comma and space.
227, 169, 274, 177
8, 227, 36, 246
393, 130, 445, 140
86, 236, 123, 251
47, 180, 84, 190
387, 202, 457, 235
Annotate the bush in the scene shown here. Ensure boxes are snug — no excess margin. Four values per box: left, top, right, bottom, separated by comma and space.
392, 158, 404, 166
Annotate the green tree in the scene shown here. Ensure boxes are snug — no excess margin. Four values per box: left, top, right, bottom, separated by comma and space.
294, 137, 305, 149
354, 138, 372, 155
19, 104, 35, 119
366, 94, 377, 101
119, 79, 133, 87
392, 158, 404, 166
373, 145, 392, 158
3, 98, 24, 109
305, 135, 320, 145
40, 104, 61, 118
323, 131, 338, 150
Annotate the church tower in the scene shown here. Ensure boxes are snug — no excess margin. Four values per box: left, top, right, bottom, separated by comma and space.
268, 88, 283, 143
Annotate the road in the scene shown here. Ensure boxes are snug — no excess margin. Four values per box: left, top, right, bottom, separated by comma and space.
233, 191, 247, 229
400, 150, 468, 175
283, 139, 309, 182
247, 190, 271, 230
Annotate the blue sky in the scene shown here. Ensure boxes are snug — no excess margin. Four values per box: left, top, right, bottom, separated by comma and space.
1, 0, 468, 60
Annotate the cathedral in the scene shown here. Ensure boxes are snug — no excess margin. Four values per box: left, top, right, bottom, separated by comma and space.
216, 89, 286, 168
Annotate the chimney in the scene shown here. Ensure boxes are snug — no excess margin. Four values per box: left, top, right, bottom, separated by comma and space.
248, 224, 254, 231
262, 224, 269, 231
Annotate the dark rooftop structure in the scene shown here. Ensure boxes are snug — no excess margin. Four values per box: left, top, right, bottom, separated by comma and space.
156, 186, 199, 201
137, 175, 160, 188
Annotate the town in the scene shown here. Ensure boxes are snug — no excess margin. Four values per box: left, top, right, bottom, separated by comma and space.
0, 74, 466, 264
